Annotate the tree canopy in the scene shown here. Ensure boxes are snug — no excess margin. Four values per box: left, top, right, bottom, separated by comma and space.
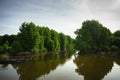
0, 22, 75, 55
0, 20, 120, 55
75, 20, 113, 53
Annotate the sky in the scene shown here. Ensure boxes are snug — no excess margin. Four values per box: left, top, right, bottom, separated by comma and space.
0, 0, 120, 38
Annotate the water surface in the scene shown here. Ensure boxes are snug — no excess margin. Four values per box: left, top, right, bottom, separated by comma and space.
0, 54, 120, 80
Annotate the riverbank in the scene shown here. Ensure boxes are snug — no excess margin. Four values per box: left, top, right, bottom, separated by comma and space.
0, 53, 35, 64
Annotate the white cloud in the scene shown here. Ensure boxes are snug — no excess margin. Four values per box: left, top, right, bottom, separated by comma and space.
0, 0, 120, 37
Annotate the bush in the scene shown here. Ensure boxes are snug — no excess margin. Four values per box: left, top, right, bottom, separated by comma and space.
0, 54, 9, 61
0, 41, 11, 53
11, 41, 23, 54
111, 45, 119, 51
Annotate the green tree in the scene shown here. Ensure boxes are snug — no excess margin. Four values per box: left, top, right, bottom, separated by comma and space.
0, 41, 11, 53
111, 30, 120, 51
47, 39, 55, 51
0, 22, 75, 54
0, 34, 17, 46
114, 30, 120, 37
51, 29, 60, 51
11, 41, 23, 54
38, 36, 45, 51
66, 35, 75, 54
42, 27, 51, 50
0, 34, 9, 46
18, 22, 40, 52
75, 20, 112, 53
59, 33, 67, 51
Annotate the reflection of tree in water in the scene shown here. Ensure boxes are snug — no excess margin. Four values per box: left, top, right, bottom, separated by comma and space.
73, 54, 113, 80
0, 64, 8, 71
114, 58, 120, 66
12, 54, 67, 80
111, 52, 120, 66
115, 60, 120, 66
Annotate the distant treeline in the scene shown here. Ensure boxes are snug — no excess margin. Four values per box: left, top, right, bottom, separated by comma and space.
0, 22, 75, 55
0, 20, 120, 55
75, 20, 120, 53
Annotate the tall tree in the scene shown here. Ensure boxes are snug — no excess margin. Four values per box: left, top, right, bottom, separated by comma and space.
18, 22, 40, 52
51, 29, 60, 51
75, 20, 112, 53
11, 41, 23, 54
111, 30, 120, 51
59, 33, 67, 51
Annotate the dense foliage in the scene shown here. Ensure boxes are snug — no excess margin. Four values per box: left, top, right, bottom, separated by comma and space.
75, 20, 120, 53
0, 22, 75, 55
0, 20, 120, 55
111, 30, 120, 51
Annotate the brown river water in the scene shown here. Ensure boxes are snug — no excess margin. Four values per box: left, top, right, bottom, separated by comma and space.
0, 53, 120, 80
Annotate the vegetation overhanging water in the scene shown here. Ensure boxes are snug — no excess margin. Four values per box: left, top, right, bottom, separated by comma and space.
0, 20, 120, 80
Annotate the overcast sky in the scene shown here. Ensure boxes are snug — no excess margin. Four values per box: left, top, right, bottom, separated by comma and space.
0, 0, 120, 38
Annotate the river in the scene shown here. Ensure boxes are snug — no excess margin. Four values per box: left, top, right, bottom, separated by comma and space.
0, 54, 120, 80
